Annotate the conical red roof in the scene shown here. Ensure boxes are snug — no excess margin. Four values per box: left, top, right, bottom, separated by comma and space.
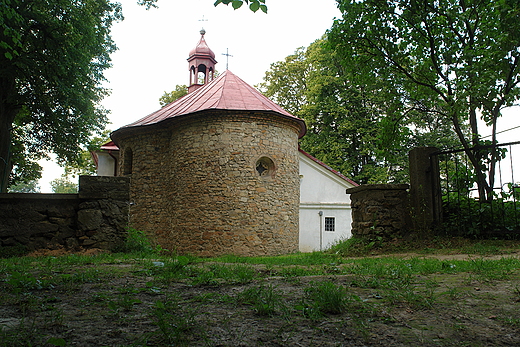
115, 70, 306, 138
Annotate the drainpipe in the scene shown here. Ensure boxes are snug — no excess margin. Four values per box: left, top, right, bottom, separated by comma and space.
108, 150, 118, 176
318, 211, 323, 251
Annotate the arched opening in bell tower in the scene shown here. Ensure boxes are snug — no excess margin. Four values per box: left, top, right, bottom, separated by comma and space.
189, 63, 216, 85
187, 29, 217, 93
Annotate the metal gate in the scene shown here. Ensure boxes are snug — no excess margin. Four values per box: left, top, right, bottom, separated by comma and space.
432, 141, 520, 237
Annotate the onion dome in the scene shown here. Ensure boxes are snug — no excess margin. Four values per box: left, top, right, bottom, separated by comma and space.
188, 29, 216, 60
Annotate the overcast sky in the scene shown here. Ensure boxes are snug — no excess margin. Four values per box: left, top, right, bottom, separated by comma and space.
104, 0, 341, 129
38, 0, 341, 191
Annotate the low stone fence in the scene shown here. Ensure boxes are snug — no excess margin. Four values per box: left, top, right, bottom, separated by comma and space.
0, 176, 130, 254
345, 147, 441, 240
346, 184, 410, 239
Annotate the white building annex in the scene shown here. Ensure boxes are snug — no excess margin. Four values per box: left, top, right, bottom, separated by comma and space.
298, 149, 358, 252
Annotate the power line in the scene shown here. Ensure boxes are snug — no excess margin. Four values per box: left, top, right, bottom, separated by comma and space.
481, 125, 520, 139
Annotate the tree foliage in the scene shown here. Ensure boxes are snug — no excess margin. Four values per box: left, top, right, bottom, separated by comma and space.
7, 180, 40, 193
214, 0, 267, 13
137, 0, 267, 12
300, 40, 393, 184
257, 47, 308, 115
62, 130, 113, 178
159, 85, 188, 107
329, 0, 520, 200
258, 40, 388, 183
259, 38, 460, 184
50, 177, 78, 194
0, 0, 122, 192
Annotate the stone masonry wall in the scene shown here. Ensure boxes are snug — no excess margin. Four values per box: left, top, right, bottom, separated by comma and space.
346, 184, 410, 240
169, 113, 301, 257
116, 111, 301, 257
117, 129, 171, 245
0, 176, 130, 254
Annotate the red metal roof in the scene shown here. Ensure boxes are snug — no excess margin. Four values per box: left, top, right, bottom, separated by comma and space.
117, 70, 306, 138
100, 141, 119, 151
299, 148, 359, 187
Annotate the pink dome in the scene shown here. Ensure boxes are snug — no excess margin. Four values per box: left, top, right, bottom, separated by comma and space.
188, 29, 215, 59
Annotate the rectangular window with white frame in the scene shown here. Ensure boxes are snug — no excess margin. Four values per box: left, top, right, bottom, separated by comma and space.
324, 217, 335, 232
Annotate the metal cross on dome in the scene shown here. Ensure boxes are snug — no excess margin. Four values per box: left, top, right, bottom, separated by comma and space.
222, 48, 233, 70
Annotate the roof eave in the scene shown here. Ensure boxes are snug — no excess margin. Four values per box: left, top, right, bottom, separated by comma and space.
112, 108, 306, 144
298, 148, 358, 186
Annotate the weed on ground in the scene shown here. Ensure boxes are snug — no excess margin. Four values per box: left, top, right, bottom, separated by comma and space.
0, 236, 519, 346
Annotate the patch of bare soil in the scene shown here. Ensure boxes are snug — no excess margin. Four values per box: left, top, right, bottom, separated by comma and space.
26, 247, 110, 257
361, 249, 520, 261
1, 252, 519, 346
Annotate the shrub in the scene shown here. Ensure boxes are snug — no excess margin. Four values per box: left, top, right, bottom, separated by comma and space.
116, 228, 159, 254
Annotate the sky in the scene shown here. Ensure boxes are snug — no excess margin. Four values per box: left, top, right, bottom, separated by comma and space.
37, 0, 519, 192
38, 0, 342, 192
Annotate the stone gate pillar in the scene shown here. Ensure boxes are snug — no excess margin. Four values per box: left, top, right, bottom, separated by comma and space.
408, 147, 442, 231
346, 184, 410, 239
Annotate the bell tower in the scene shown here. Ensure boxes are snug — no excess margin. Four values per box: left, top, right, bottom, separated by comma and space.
187, 29, 217, 93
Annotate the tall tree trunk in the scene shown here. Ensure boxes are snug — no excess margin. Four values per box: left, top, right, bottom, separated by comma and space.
0, 113, 14, 193
451, 112, 490, 203
0, 75, 18, 193
486, 109, 500, 202
485, 55, 519, 202
467, 104, 489, 201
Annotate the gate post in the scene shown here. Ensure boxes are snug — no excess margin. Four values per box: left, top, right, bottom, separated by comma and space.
408, 147, 442, 232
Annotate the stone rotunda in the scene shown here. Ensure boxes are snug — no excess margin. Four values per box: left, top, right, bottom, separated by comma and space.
111, 31, 306, 256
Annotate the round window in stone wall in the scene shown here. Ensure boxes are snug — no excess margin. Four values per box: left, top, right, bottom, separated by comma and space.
255, 157, 275, 178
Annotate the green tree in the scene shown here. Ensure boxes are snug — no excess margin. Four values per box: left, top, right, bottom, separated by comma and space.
159, 85, 188, 107
214, 0, 267, 13
8, 180, 40, 193
259, 40, 392, 183
300, 39, 392, 184
329, 0, 520, 201
62, 130, 113, 179
138, 0, 267, 12
260, 38, 459, 184
257, 47, 308, 115
50, 177, 78, 194
0, 0, 122, 192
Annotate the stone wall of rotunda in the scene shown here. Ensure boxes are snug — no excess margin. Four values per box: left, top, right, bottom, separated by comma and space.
168, 112, 301, 256
117, 112, 301, 256
117, 128, 172, 246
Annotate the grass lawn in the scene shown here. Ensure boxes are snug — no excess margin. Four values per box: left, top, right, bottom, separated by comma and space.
1, 235, 519, 346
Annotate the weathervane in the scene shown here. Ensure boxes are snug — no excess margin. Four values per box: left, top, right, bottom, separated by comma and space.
199, 15, 208, 23
222, 48, 233, 70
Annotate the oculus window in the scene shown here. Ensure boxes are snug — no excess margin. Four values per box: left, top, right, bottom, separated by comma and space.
255, 157, 275, 178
